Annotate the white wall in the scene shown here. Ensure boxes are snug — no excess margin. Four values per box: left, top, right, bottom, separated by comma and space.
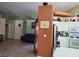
8, 20, 15, 39
26, 20, 35, 34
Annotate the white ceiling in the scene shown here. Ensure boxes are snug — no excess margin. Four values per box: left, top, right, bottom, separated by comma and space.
0, 2, 79, 18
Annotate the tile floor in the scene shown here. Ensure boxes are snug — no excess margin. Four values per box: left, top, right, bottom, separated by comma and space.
0, 39, 36, 57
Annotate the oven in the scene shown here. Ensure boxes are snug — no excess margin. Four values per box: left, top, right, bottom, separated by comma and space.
69, 27, 79, 48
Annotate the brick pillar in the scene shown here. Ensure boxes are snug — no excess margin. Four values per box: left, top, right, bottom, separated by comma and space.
37, 5, 53, 57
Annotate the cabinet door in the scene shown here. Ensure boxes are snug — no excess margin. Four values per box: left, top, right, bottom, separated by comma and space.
0, 18, 6, 36
55, 22, 63, 31
54, 22, 68, 31
69, 22, 79, 32
58, 37, 69, 48
62, 22, 69, 31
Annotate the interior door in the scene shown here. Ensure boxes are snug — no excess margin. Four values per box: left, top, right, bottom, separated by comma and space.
14, 20, 23, 39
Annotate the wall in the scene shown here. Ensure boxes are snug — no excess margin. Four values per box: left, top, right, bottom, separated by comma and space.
26, 20, 35, 34
8, 20, 15, 39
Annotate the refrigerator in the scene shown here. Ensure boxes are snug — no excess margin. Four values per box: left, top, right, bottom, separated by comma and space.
53, 24, 59, 49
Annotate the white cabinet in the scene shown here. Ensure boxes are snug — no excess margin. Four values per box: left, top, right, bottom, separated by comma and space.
63, 22, 69, 31
69, 22, 79, 32
53, 22, 69, 31
0, 18, 6, 36
58, 37, 69, 48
